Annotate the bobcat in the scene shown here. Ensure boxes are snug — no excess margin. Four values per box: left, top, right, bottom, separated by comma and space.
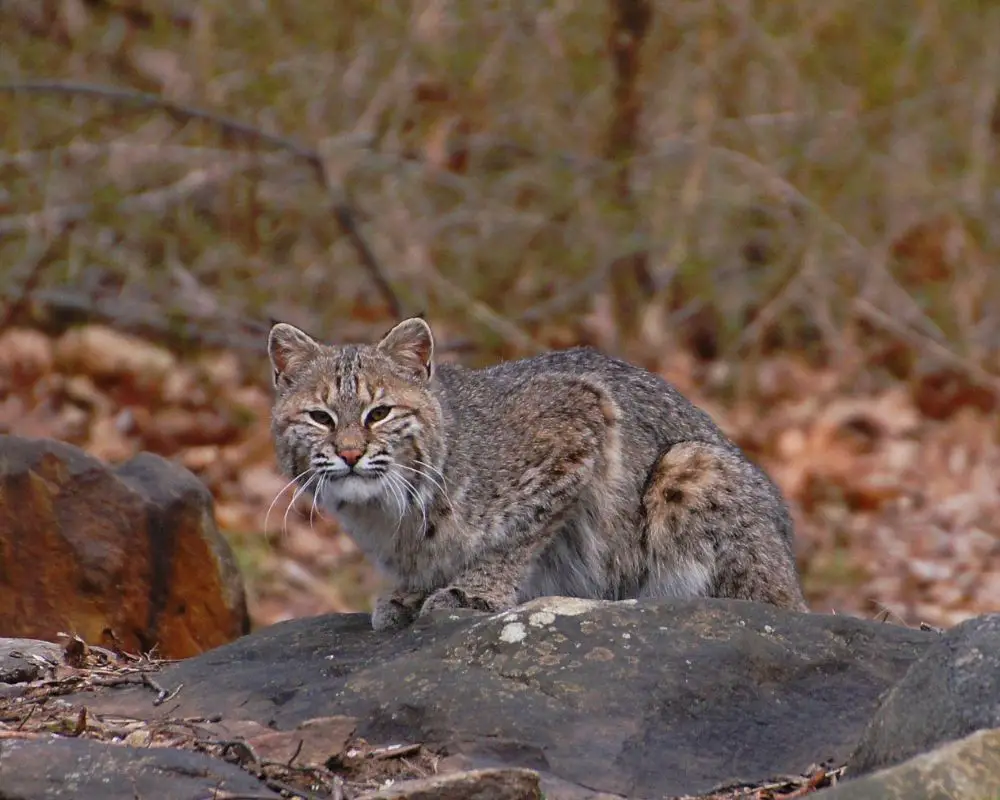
268, 317, 807, 631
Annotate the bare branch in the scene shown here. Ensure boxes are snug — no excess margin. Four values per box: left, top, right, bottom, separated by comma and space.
851, 298, 1000, 394
0, 142, 296, 171
0, 162, 240, 236
0, 231, 69, 331
0, 79, 404, 318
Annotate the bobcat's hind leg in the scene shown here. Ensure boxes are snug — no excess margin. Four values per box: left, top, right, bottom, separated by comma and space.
640, 440, 807, 611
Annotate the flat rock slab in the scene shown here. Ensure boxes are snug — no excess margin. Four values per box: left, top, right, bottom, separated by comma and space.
79, 597, 933, 799
0, 736, 279, 800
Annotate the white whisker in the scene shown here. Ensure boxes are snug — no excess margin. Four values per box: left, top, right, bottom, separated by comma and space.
398, 461, 455, 516
264, 467, 314, 543
413, 458, 447, 483
393, 470, 428, 536
381, 471, 409, 532
309, 473, 326, 531
283, 472, 319, 537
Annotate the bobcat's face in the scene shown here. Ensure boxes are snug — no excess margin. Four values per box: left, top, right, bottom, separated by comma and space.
267, 319, 442, 512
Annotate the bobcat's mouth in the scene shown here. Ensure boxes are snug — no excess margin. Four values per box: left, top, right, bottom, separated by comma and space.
320, 468, 381, 482
315, 466, 389, 507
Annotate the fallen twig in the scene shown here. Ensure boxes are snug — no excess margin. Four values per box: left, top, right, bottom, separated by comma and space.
368, 742, 422, 761
141, 672, 183, 706
285, 738, 304, 767
0, 230, 68, 331
14, 705, 36, 732
195, 737, 259, 767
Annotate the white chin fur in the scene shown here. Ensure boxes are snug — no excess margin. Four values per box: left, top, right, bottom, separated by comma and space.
318, 473, 387, 506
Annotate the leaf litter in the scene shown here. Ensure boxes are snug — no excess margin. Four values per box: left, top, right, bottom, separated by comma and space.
2, 320, 997, 630
0, 634, 442, 799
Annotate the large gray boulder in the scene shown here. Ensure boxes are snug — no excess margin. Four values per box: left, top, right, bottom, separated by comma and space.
69, 596, 931, 799
818, 728, 1000, 800
848, 613, 1000, 776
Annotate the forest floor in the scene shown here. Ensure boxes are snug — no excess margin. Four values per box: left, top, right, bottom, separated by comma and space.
2, 317, 998, 631
3, 0, 1000, 629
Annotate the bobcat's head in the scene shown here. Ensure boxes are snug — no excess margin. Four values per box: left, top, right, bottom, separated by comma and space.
267, 317, 443, 512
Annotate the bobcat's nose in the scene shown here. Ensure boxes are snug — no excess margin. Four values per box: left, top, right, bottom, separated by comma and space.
338, 448, 364, 467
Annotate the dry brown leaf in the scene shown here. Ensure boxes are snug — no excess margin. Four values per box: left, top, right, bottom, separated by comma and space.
0, 328, 55, 383
248, 716, 357, 767
55, 326, 176, 389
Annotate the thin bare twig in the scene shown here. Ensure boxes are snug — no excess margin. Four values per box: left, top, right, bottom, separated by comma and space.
852, 298, 1000, 394
0, 79, 403, 318
0, 231, 68, 330
604, 0, 654, 346
367, 742, 422, 761
14, 705, 37, 732
285, 738, 304, 767
0, 142, 292, 171
0, 162, 240, 236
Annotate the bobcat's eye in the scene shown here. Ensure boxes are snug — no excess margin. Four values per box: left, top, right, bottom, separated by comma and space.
364, 405, 392, 426
307, 409, 335, 427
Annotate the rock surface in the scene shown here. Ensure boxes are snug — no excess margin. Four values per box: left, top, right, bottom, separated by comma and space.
355, 768, 542, 800
0, 736, 281, 800
0, 639, 61, 684
848, 613, 1000, 775
0, 435, 248, 659
77, 596, 933, 799
817, 728, 1000, 800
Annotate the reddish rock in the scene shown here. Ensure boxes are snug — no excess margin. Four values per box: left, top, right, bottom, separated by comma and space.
0, 435, 248, 658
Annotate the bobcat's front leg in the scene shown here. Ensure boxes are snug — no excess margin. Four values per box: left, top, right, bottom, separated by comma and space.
419, 544, 537, 618
421, 374, 613, 621
371, 589, 428, 632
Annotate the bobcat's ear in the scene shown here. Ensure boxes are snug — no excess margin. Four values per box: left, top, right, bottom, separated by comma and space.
376, 317, 434, 381
268, 322, 321, 386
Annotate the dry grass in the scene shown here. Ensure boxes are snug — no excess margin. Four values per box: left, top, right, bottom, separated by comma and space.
2, 1, 1000, 627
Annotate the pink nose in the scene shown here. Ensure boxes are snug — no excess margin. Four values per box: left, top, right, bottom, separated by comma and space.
338, 448, 363, 467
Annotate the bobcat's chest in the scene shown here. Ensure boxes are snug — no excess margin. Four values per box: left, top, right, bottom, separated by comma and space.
323, 496, 469, 590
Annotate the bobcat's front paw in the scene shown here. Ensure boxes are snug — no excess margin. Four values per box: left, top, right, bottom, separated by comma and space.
371, 592, 423, 632
419, 586, 498, 618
